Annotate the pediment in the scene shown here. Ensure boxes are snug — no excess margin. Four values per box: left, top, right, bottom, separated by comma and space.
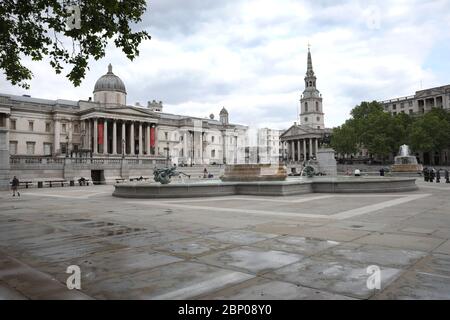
416, 89, 445, 98
280, 125, 313, 138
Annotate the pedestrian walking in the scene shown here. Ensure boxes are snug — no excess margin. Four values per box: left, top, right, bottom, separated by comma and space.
11, 176, 20, 197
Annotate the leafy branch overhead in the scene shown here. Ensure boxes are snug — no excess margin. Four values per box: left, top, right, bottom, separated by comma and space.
0, 0, 150, 89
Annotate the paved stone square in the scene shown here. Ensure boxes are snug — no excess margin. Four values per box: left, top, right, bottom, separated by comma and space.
1, 179, 450, 299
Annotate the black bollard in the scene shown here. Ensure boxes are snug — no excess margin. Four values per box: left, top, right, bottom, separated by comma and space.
436, 170, 441, 183
430, 169, 435, 183
445, 170, 450, 183
424, 169, 429, 182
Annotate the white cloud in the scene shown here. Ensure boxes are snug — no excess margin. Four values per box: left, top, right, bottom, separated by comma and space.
1, 0, 449, 130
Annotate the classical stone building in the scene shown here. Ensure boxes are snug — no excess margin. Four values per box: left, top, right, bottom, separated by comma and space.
380, 85, 450, 116
257, 128, 283, 163
0, 64, 247, 184
280, 48, 331, 164
380, 84, 450, 165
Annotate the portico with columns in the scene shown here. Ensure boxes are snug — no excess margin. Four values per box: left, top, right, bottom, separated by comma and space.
79, 112, 159, 157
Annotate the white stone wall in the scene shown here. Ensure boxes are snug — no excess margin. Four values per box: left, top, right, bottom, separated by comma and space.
93, 91, 126, 106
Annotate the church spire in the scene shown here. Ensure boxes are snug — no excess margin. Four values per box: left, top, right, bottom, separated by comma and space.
304, 46, 317, 90
306, 46, 315, 77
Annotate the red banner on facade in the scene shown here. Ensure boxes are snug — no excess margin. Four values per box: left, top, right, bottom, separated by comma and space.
98, 122, 104, 145
150, 126, 155, 147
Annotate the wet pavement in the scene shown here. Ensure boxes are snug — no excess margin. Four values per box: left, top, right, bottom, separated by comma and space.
0, 179, 449, 299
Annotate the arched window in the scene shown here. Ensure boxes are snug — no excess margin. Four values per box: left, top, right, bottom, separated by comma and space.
309, 81, 312, 87
305, 102, 308, 112
316, 102, 319, 111
316, 116, 320, 121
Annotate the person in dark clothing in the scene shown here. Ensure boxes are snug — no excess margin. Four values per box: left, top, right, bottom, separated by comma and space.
11, 176, 20, 197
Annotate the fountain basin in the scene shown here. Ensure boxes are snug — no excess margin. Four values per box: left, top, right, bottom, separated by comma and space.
220, 164, 287, 182
112, 176, 418, 198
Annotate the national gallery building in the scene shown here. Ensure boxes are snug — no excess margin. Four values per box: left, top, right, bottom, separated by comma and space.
0, 64, 248, 183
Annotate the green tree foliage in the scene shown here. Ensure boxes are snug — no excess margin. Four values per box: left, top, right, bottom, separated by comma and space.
0, 0, 150, 88
409, 109, 450, 153
330, 101, 450, 160
330, 121, 358, 156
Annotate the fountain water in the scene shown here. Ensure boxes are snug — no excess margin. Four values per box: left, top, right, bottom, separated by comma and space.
391, 144, 423, 173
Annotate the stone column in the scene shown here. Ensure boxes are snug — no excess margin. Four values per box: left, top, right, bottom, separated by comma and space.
130, 122, 135, 155
184, 131, 188, 161
112, 120, 117, 155
315, 138, 319, 155
303, 139, 306, 161
87, 120, 92, 151
138, 122, 143, 156
297, 140, 301, 162
54, 119, 60, 155
103, 119, 108, 154
121, 122, 126, 155
291, 141, 295, 161
145, 124, 150, 155
93, 119, 98, 154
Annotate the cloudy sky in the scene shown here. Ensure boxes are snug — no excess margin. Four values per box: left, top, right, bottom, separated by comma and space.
1, 0, 449, 129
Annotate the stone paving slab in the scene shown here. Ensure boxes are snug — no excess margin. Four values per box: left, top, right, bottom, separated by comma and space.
412, 253, 450, 277
198, 247, 303, 274
200, 277, 355, 300
433, 240, 450, 255
152, 238, 236, 258
373, 271, 450, 300
252, 236, 340, 256
317, 243, 427, 268
205, 230, 279, 245
0, 253, 91, 300
354, 233, 446, 252
284, 225, 371, 242
82, 262, 254, 300
264, 256, 402, 299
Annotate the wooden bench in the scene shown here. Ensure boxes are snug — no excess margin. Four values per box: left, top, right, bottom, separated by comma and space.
10, 181, 33, 189
130, 177, 150, 182
45, 180, 68, 187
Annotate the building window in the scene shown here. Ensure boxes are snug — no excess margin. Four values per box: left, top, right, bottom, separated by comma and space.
62, 123, 67, 133
211, 149, 216, 158
180, 136, 183, 142
116, 93, 120, 104
400, 103, 404, 108
316, 116, 320, 121
305, 102, 308, 112
316, 102, 319, 111
9, 141, 18, 155
26, 142, 35, 155
74, 124, 79, 133
28, 121, 34, 131
164, 132, 168, 140
45, 122, 51, 132
409, 101, 413, 107
10, 119, 16, 130
304, 117, 308, 122
409, 109, 413, 114
211, 136, 215, 143
392, 104, 397, 110
0, 114, 5, 127
44, 143, 52, 155
60, 142, 68, 154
